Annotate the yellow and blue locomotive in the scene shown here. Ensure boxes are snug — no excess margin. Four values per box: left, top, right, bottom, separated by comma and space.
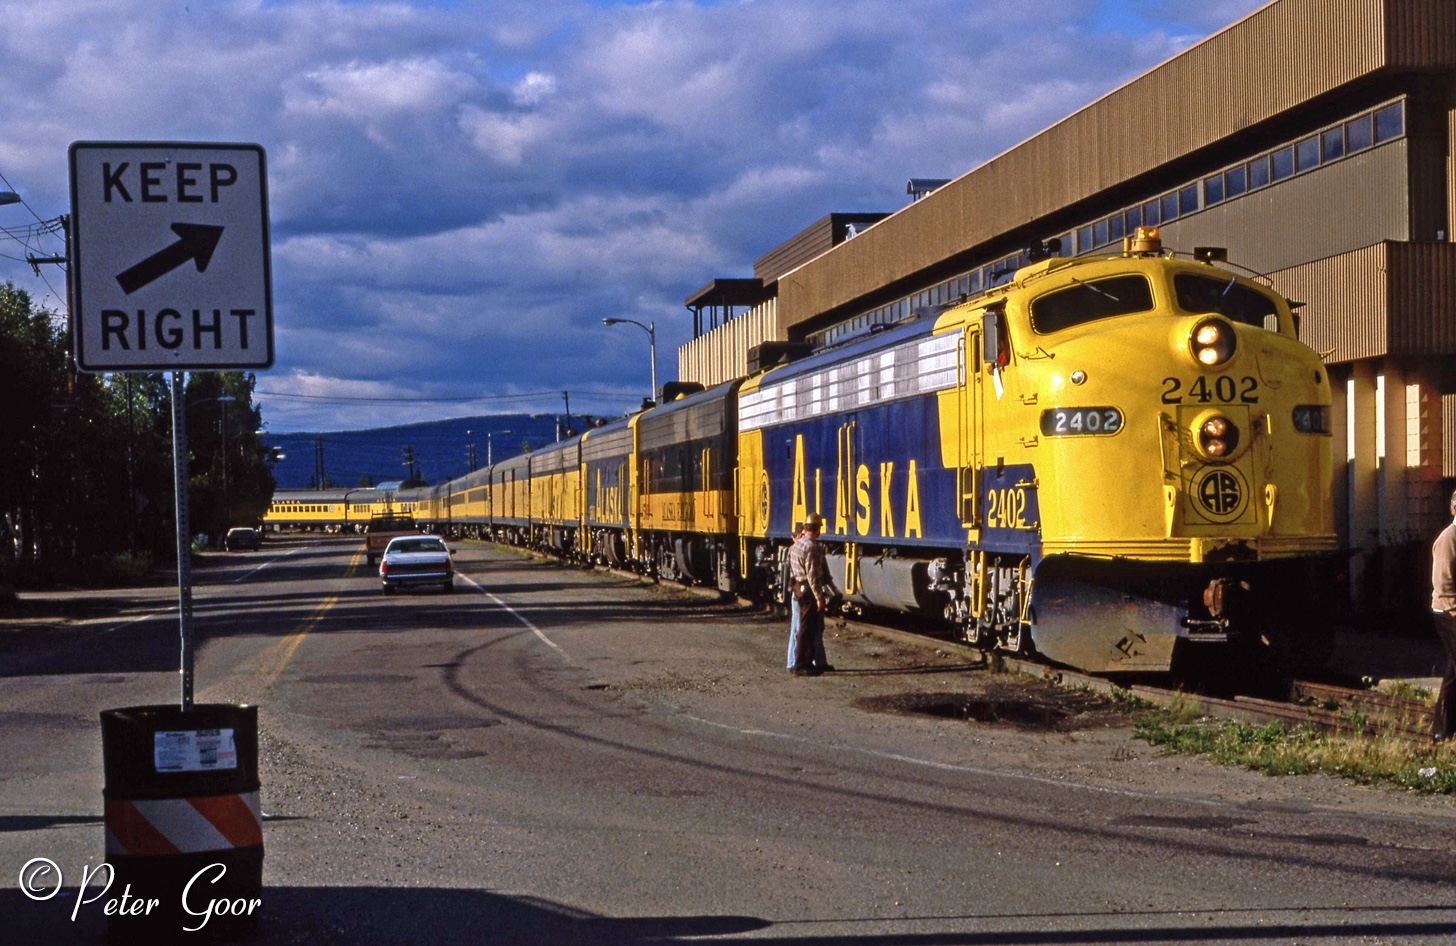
734, 227, 1335, 673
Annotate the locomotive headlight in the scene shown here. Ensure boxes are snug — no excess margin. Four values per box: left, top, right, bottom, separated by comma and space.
1198, 414, 1240, 458
1190, 318, 1236, 367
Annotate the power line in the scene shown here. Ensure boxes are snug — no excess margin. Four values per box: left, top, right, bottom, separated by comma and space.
254, 388, 639, 404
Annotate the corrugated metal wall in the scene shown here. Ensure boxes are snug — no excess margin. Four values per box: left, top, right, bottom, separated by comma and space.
776, 0, 1447, 331
1387, 242, 1456, 354
1264, 241, 1456, 362
1267, 244, 1390, 362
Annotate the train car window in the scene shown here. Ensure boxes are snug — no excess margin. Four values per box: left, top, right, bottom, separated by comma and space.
1029, 275, 1155, 334
1174, 274, 1277, 328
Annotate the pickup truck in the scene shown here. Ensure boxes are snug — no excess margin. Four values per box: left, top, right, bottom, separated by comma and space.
364, 514, 418, 565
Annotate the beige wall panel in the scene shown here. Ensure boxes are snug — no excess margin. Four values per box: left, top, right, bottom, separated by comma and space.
777, 0, 1442, 329
1156, 143, 1409, 273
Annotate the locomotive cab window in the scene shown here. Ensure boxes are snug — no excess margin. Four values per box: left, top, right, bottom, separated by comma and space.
1029, 275, 1154, 334
1174, 274, 1278, 328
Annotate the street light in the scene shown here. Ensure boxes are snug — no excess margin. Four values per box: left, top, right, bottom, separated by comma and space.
0, 191, 19, 207
602, 317, 657, 404
487, 430, 512, 466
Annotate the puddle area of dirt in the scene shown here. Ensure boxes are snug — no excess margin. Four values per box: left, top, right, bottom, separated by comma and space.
854, 679, 1131, 733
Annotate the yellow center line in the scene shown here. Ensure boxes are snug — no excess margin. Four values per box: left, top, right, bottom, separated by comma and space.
255, 549, 362, 687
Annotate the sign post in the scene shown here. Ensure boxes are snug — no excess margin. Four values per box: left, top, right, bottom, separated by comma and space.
70, 141, 273, 937
69, 141, 273, 708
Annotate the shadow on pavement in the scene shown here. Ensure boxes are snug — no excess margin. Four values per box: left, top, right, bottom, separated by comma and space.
0, 885, 767, 944
4, 886, 1456, 945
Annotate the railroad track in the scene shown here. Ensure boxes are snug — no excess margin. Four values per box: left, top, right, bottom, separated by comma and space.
996, 651, 1435, 739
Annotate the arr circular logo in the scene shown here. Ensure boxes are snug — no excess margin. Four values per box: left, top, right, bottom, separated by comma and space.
1193, 466, 1248, 522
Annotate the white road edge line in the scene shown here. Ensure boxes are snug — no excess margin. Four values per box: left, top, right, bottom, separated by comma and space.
458, 572, 569, 659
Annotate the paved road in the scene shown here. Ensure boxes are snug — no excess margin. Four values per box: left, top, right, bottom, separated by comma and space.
3, 535, 1456, 944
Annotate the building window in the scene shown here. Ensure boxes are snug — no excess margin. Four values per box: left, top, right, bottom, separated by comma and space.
1204, 174, 1225, 205
1225, 165, 1247, 198
1249, 155, 1270, 190
1178, 183, 1199, 216
1270, 146, 1295, 181
1126, 205, 1142, 230
1107, 214, 1125, 242
1160, 192, 1179, 222
1142, 200, 1160, 226
1093, 219, 1108, 247
1077, 225, 1093, 251
1346, 113, 1373, 152
1321, 127, 1345, 162
1295, 136, 1320, 171
1374, 102, 1403, 143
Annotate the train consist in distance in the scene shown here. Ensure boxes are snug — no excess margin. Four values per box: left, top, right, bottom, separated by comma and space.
265, 228, 1339, 676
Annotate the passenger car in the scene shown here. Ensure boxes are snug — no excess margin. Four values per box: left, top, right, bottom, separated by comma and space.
379, 535, 454, 594
224, 527, 262, 552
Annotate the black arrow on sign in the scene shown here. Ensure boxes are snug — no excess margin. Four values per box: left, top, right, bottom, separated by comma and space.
116, 223, 225, 295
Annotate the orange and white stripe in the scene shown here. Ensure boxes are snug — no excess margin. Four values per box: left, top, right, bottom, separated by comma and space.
104, 792, 262, 857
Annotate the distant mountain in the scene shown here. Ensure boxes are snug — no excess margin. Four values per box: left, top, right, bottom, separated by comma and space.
263, 414, 596, 490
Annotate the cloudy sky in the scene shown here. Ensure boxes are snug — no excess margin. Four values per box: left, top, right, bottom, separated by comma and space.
0, 0, 1266, 432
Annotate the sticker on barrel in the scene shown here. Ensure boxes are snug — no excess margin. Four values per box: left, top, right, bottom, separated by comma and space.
154, 728, 238, 772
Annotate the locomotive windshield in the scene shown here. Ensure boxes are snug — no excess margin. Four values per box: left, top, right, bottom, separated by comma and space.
1029, 275, 1154, 334
1174, 273, 1279, 328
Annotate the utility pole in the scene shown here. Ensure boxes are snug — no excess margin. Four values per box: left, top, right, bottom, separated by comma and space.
313, 436, 326, 490
562, 390, 571, 437
403, 443, 419, 483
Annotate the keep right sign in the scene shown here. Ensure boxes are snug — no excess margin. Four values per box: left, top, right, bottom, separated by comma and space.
69, 141, 274, 373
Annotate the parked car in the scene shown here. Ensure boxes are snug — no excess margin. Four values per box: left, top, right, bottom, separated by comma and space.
224, 527, 262, 552
379, 535, 454, 594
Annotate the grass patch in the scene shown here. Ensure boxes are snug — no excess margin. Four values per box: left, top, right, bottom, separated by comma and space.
1135, 716, 1456, 793
1379, 680, 1435, 705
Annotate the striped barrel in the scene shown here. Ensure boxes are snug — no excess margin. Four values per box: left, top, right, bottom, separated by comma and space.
101, 704, 263, 943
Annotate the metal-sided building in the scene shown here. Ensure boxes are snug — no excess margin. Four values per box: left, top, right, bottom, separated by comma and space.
677, 0, 1456, 611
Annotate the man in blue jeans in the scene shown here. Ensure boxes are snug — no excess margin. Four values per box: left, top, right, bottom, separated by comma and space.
787, 513, 834, 675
